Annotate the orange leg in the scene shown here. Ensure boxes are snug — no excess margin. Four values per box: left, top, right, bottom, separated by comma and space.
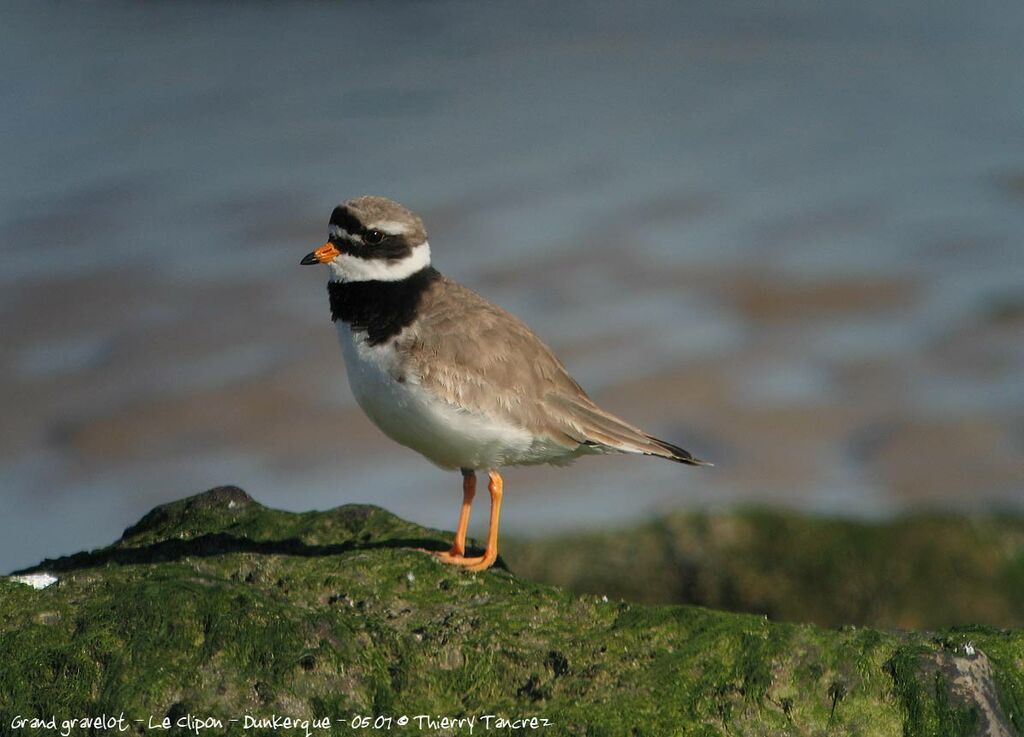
432, 470, 476, 563
431, 470, 503, 571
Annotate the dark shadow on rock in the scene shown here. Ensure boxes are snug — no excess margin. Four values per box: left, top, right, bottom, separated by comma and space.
14, 534, 508, 575
12, 485, 512, 576
16, 535, 413, 573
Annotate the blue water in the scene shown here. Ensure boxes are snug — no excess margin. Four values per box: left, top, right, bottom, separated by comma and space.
2, 0, 1023, 572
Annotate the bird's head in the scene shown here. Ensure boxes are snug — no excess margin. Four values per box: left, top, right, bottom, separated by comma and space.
301, 196, 430, 282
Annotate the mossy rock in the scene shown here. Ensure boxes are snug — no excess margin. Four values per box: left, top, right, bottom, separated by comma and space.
1, 487, 1022, 736
502, 510, 1024, 630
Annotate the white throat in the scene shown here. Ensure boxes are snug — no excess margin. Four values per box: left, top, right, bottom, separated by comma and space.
327, 241, 432, 282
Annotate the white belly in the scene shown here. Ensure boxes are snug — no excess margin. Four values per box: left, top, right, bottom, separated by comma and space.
335, 324, 539, 470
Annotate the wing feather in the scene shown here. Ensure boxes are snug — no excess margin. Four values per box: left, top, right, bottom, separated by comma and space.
403, 276, 707, 465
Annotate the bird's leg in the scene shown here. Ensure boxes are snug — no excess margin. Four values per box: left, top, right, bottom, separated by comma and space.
465, 470, 503, 571
432, 469, 476, 563
430, 470, 504, 571
451, 469, 476, 555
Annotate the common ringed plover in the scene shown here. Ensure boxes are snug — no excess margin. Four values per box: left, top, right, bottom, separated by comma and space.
301, 196, 708, 571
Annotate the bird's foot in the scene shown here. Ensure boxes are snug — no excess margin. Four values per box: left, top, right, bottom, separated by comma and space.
420, 547, 497, 571
413, 546, 466, 563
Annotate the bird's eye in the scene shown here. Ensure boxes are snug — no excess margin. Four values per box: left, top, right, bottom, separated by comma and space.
364, 229, 384, 245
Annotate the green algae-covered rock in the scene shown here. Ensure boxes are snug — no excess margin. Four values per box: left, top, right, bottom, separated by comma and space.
2, 487, 1022, 736
502, 511, 1024, 631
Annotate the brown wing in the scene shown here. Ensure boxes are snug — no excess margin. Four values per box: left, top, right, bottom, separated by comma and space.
401, 276, 591, 448
402, 276, 707, 466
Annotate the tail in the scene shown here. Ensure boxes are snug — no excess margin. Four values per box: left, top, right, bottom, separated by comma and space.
641, 435, 712, 467
554, 395, 712, 467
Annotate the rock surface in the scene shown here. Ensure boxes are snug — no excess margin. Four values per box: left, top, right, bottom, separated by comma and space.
3, 487, 1023, 736
502, 511, 1024, 630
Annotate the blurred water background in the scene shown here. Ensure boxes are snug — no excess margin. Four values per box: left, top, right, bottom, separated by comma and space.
1, 1, 1022, 572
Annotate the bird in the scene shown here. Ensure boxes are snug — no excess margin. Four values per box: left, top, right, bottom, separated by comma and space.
301, 196, 709, 571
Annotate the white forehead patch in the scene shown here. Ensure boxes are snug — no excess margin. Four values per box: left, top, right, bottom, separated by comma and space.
328, 224, 349, 240
366, 220, 412, 236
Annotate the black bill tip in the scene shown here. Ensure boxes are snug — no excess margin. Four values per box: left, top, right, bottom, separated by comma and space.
300, 252, 320, 266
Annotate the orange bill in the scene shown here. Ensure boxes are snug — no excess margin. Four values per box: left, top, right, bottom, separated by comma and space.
300, 242, 340, 265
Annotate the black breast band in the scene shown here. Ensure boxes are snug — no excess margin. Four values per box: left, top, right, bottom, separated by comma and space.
327, 267, 441, 345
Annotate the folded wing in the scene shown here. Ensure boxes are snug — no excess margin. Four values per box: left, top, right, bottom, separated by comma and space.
404, 276, 707, 466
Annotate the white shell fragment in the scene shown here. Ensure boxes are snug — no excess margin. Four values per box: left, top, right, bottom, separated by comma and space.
9, 572, 58, 589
